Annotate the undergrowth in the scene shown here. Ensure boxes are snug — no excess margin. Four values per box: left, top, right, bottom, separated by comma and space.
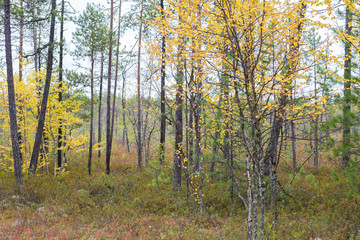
0, 148, 359, 239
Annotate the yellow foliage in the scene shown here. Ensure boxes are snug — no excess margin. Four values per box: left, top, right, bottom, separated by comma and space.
0, 68, 88, 172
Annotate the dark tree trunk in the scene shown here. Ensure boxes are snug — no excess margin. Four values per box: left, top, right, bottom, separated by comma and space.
223, 131, 230, 167
185, 76, 191, 196
314, 114, 319, 167
173, 0, 185, 192
109, 0, 122, 160
229, 133, 234, 201
264, 100, 283, 177
291, 119, 296, 171
188, 69, 195, 167
98, 52, 104, 158
29, 0, 57, 174
193, 80, 202, 173
264, 2, 306, 176
4, 0, 23, 185
30, 10, 38, 164
143, 82, 152, 164
222, 71, 231, 190
159, 0, 166, 164
88, 52, 95, 175
173, 69, 183, 191
57, 0, 65, 169
137, 2, 144, 170
106, 0, 114, 175
210, 130, 218, 173
193, 111, 200, 172
17, 0, 24, 160
314, 61, 319, 168
342, 5, 352, 168
173, 49, 184, 191
189, 98, 194, 167
121, 74, 130, 152
291, 80, 296, 172
223, 86, 230, 168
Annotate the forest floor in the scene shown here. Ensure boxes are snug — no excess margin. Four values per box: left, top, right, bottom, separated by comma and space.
0, 146, 360, 239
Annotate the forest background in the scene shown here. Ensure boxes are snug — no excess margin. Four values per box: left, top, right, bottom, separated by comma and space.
0, 0, 360, 239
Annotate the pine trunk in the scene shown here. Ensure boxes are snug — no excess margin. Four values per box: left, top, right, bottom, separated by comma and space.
137, 2, 144, 170
98, 52, 104, 158
29, 0, 57, 174
88, 52, 95, 175
4, 0, 24, 185
159, 0, 166, 164
109, 0, 122, 159
57, 0, 65, 169
106, 0, 114, 175
342, 5, 352, 168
